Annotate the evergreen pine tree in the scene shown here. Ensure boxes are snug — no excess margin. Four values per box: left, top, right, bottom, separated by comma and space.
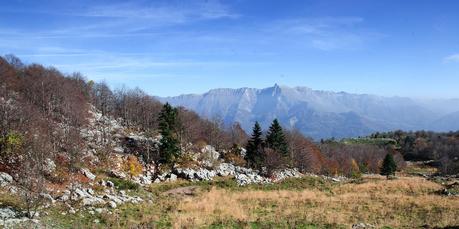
158, 103, 180, 164
380, 153, 397, 178
265, 119, 289, 158
245, 122, 264, 169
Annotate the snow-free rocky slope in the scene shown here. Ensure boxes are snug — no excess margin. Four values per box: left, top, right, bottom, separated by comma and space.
160, 84, 459, 139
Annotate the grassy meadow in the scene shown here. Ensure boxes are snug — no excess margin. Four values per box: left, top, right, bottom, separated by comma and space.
31, 171, 459, 229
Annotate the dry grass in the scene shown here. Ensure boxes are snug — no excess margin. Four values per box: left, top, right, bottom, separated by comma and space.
37, 174, 459, 228
173, 176, 459, 228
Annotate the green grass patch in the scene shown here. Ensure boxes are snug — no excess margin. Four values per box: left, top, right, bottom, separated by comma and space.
342, 137, 398, 148
107, 177, 140, 190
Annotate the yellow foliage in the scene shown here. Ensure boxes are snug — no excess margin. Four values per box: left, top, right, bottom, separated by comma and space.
350, 159, 361, 178
124, 155, 143, 178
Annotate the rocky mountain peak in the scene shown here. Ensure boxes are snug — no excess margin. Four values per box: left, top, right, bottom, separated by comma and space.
160, 85, 459, 139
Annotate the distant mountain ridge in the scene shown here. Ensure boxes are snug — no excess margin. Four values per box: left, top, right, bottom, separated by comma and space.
159, 84, 459, 139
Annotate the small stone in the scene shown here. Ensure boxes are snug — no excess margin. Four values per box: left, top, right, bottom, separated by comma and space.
87, 188, 95, 195
106, 181, 115, 188
113, 147, 124, 154
81, 168, 96, 181
168, 174, 177, 182
95, 208, 104, 214
108, 201, 117, 209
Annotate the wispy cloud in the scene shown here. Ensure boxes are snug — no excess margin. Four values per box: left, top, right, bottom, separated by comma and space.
0, 0, 238, 39
267, 17, 379, 51
82, 0, 238, 21
444, 53, 459, 63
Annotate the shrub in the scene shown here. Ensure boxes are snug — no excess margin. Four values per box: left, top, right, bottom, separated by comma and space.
123, 155, 143, 178
222, 145, 246, 167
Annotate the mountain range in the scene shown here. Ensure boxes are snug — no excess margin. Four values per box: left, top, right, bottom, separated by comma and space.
159, 84, 459, 140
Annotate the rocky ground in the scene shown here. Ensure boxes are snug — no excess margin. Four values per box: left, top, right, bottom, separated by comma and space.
0, 108, 334, 228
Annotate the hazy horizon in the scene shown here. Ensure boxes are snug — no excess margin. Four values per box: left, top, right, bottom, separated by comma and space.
159, 83, 459, 100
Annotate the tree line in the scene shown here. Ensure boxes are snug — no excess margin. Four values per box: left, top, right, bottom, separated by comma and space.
371, 130, 459, 174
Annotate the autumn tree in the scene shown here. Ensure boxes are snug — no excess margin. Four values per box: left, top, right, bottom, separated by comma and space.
230, 122, 248, 147
158, 103, 180, 164
14, 133, 49, 219
286, 129, 324, 173
206, 115, 228, 153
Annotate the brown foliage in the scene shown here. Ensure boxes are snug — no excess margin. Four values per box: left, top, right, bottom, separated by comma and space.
286, 130, 325, 173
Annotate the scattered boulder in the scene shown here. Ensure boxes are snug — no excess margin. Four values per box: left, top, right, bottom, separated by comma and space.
169, 173, 178, 182
108, 201, 117, 209
175, 168, 216, 181
99, 180, 115, 188
40, 193, 56, 204
0, 207, 38, 227
56, 190, 71, 202
103, 194, 123, 205
106, 180, 115, 188
235, 173, 270, 186
113, 147, 124, 154
0, 172, 13, 187
81, 168, 96, 181
110, 170, 127, 179
271, 168, 302, 182
201, 145, 220, 161
82, 197, 105, 206
0, 207, 19, 220
43, 158, 56, 175
154, 170, 178, 183
239, 147, 247, 158
352, 223, 376, 229
216, 163, 236, 176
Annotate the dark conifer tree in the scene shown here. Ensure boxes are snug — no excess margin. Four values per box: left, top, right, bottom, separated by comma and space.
265, 119, 289, 158
158, 103, 180, 164
380, 153, 397, 178
245, 122, 264, 169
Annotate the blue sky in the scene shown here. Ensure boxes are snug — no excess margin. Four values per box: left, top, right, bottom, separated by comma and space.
1, 0, 458, 98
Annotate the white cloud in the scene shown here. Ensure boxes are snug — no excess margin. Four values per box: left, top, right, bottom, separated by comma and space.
444, 54, 459, 63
